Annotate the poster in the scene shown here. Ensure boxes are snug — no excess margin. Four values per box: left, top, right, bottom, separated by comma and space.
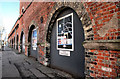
22, 34, 25, 50
32, 29, 37, 50
57, 13, 74, 51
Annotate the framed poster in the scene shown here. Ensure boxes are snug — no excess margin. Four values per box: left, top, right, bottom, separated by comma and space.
22, 34, 25, 50
32, 29, 37, 50
57, 13, 74, 51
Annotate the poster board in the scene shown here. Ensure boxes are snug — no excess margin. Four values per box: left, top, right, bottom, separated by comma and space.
57, 13, 74, 51
32, 29, 37, 50
22, 34, 25, 50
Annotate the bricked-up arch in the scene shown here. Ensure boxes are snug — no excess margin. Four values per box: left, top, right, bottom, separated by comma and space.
14, 36, 15, 49
45, 2, 93, 66
20, 31, 24, 53
28, 25, 36, 56
28, 21, 38, 43
10, 39, 11, 47
12, 38, 13, 48
16, 34, 19, 50
10, 39, 12, 48
10, 39, 12, 47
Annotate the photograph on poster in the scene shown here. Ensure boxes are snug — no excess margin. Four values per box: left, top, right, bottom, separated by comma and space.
57, 13, 74, 51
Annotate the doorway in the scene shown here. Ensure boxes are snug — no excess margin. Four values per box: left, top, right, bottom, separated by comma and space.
50, 8, 85, 77
28, 25, 38, 58
16, 35, 19, 50
20, 31, 25, 53
14, 37, 15, 49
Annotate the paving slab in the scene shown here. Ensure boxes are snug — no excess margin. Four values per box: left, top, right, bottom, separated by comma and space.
2, 47, 74, 78
46, 73, 55, 78
2, 64, 20, 77
29, 68, 46, 77
21, 69, 33, 77
37, 66, 55, 74
54, 69, 72, 78
23, 62, 31, 69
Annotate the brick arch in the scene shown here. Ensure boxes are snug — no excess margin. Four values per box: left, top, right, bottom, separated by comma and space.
14, 36, 15, 49
16, 34, 19, 50
20, 30, 24, 42
11, 38, 13, 48
28, 25, 36, 42
20, 30, 24, 52
44, 2, 93, 65
27, 22, 38, 56
10, 39, 12, 47
28, 20, 38, 42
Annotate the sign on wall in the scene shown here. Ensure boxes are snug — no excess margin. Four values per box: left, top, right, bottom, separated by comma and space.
57, 13, 74, 51
59, 50, 70, 56
32, 29, 37, 50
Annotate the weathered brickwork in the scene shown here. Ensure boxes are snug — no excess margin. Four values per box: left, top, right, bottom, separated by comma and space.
83, 2, 120, 78
85, 49, 120, 77
84, 2, 120, 40
8, 1, 120, 78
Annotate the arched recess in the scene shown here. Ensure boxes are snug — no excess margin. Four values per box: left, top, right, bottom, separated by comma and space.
45, 2, 93, 77
10, 39, 11, 47
16, 34, 19, 50
20, 31, 25, 53
28, 25, 38, 59
12, 39, 13, 48
46, 3, 93, 59
14, 36, 15, 49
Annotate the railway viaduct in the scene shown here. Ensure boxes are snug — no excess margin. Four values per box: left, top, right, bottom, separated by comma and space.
8, 1, 120, 77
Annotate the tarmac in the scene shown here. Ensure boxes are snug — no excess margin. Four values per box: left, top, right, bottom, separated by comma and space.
1, 46, 73, 79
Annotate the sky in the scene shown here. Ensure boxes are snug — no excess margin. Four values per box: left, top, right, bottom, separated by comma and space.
0, 1, 20, 38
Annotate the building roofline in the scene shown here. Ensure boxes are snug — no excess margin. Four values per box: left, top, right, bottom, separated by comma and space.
8, 0, 33, 39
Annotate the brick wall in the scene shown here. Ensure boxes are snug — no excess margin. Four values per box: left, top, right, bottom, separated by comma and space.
8, 1, 120, 78
84, 2, 120, 78
84, 2, 120, 40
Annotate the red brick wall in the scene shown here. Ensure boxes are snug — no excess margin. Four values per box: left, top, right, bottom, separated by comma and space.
85, 49, 119, 77
19, 2, 55, 56
84, 2, 120, 77
20, 2, 31, 15
84, 2, 120, 40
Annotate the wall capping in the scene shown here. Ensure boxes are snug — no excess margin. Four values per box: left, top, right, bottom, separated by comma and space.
84, 39, 120, 43
83, 40, 120, 50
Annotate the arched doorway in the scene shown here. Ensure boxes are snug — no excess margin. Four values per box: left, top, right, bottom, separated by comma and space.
28, 25, 38, 58
50, 8, 85, 77
10, 40, 12, 47
12, 39, 13, 48
16, 35, 19, 50
14, 36, 15, 49
20, 31, 25, 53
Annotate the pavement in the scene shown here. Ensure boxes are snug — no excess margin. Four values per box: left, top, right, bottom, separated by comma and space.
1, 46, 73, 79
